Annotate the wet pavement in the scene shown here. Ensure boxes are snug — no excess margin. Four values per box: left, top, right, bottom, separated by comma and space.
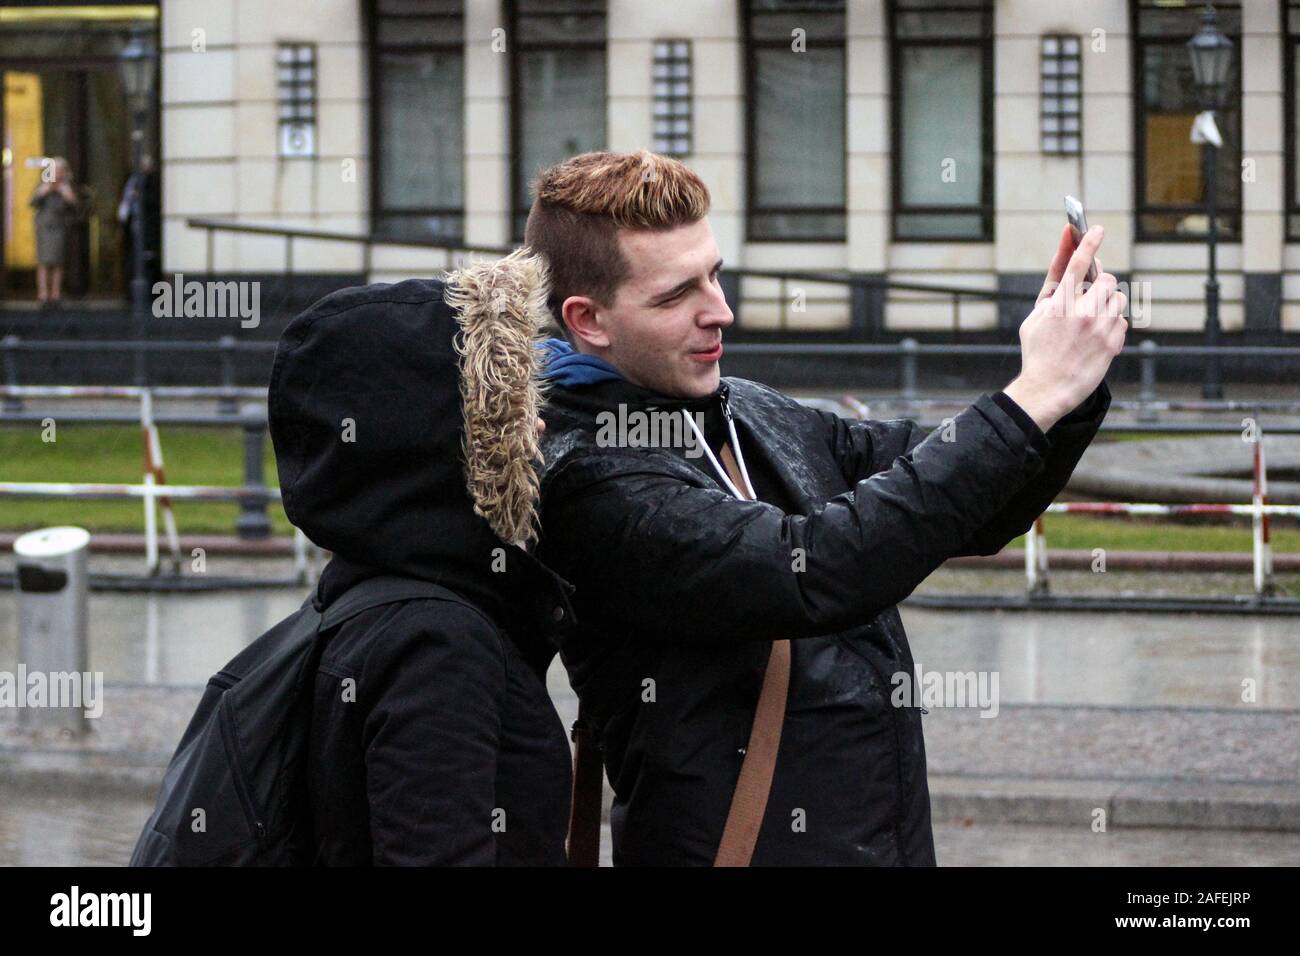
1, 570, 1297, 866
901, 604, 1300, 709
0, 577, 1295, 709
3, 785, 1297, 866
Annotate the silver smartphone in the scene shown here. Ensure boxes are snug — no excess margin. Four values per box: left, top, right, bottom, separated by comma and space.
1063, 195, 1098, 284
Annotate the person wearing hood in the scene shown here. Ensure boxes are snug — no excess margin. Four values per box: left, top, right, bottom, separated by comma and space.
530, 151, 1124, 866
268, 249, 577, 865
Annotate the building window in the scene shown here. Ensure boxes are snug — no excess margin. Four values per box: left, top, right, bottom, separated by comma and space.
508, 0, 607, 240
369, 0, 465, 244
1286, 1, 1300, 240
653, 39, 692, 158
277, 43, 317, 157
744, 0, 846, 242
1041, 34, 1081, 155
1133, 0, 1241, 242
888, 0, 994, 241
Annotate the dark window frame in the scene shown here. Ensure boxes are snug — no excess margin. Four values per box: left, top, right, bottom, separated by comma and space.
742, 0, 848, 244
1131, 0, 1244, 244
506, 0, 608, 242
1285, 1, 1300, 241
365, 0, 466, 244
886, 0, 995, 244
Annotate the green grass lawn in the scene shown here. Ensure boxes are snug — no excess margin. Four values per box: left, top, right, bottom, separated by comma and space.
1007, 514, 1294, 554
0, 423, 292, 535
0, 424, 1290, 551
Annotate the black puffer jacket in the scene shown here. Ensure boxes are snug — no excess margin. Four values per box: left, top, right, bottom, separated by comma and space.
537, 374, 1108, 865
268, 256, 577, 865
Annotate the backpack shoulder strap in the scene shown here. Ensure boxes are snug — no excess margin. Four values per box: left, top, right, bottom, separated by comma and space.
319, 575, 474, 631
565, 707, 603, 867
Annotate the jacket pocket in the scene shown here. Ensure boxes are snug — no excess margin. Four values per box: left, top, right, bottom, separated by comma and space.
217, 696, 267, 846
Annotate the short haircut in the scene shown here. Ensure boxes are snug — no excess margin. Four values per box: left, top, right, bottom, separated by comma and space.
523, 150, 711, 339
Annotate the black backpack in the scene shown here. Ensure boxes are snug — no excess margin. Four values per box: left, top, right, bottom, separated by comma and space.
129, 575, 470, 866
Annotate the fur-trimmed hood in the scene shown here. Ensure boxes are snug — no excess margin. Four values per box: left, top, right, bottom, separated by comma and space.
268, 250, 561, 628
444, 248, 552, 548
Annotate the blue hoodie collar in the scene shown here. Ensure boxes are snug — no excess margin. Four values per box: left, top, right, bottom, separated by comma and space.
538, 337, 624, 387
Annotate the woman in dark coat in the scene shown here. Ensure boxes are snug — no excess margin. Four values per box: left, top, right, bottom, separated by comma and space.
268, 249, 577, 865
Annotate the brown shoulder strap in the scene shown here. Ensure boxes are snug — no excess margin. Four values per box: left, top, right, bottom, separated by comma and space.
564, 439, 792, 868
566, 713, 603, 867
713, 442, 791, 867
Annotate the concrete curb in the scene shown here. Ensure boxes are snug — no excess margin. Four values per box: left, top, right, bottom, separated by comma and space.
929, 775, 1300, 832
2, 532, 1295, 574
0, 748, 170, 801
3, 748, 1297, 832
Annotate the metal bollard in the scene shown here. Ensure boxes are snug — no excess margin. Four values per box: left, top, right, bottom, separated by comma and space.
218, 335, 239, 416
236, 403, 272, 540
1137, 340, 1158, 423
13, 527, 92, 736
2, 335, 22, 413
899, 338, 919, 418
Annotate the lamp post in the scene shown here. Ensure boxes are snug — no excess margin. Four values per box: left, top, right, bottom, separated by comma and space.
1186, 2, 1233, 400
119, 29, 157, 387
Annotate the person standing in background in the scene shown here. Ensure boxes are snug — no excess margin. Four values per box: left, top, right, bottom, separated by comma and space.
29, 156, 78, 307
118, 154, 161, 292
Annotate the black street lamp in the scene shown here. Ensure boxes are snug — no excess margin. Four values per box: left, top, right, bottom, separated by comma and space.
119, 28, 157, 387
1186, 2, 1233, 400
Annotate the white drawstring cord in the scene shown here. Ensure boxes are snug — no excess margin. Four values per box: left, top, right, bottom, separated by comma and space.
726, 415, 756, 499
683, 409, 756, 500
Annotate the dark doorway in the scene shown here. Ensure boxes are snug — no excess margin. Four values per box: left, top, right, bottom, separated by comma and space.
0, 6, 156, 302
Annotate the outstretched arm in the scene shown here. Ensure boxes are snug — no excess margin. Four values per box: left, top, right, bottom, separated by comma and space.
817, 380, 1109, 558
540, 394, 1048, 645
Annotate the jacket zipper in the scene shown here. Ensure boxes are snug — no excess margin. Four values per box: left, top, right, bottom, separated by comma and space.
217, 698, 268, 844
718, 382, 733, 424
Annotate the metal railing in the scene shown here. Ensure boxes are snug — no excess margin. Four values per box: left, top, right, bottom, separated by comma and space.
723, 339, 1300, 415
7, 333, 1300, 416
0, 385, 309, 579
0, 334, 276, 397
184, 216, 1035, 336
188, 216, 513, 282
2, 379, 1298, 602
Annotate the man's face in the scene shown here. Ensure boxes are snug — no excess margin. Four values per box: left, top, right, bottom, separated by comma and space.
581, 218, 734, 399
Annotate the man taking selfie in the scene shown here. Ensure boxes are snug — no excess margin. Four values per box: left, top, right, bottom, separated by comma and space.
531, 150, 1124, 866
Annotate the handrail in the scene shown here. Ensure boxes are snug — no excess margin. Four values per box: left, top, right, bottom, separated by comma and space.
184, 216, 1036, 305
185, 216, 514, 256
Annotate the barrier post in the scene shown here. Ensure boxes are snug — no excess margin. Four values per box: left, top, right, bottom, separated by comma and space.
1137, 340, 1158, 423
1025, 516, 1050, 595
2, 335, 23, 413
236, 403, 273, 539
140, 390, 182, 574
218, 335, 239, 415
1252, 423, 1275, 597
900, 338, 919, 415
293, 527, 309, 585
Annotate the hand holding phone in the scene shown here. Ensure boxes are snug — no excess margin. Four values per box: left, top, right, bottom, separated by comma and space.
1063, 195, 1099, 284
